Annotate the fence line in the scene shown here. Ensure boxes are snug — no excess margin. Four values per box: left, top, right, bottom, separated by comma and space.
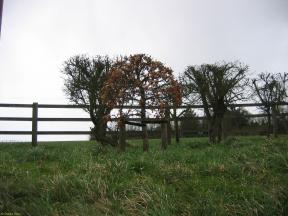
0, 102, 288, 146
1, 102, 288, 109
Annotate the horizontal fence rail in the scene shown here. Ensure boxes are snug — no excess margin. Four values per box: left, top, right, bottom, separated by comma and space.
0, 102, 288, 146
2, 114, 288, 122
1, 102, 288, 109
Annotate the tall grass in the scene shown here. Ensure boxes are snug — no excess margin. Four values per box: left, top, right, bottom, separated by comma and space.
0, 137, 287, 215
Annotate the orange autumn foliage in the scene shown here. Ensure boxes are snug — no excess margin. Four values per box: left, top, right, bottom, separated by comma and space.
101, 54, 182, 119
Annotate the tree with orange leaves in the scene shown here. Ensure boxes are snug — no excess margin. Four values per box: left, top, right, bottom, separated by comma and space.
102, 54, 182, 151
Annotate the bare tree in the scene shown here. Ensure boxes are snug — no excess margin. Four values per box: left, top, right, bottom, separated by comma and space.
252, 72, 288, 137
62, 55, 115, 146
182, 61, 249, 143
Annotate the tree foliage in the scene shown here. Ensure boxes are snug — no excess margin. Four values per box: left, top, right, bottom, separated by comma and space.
182, 61, 249, 143
252, 72, 288, 137
62, 55, 115, 145
102, 54, 182, 151
252, 72, 288, 107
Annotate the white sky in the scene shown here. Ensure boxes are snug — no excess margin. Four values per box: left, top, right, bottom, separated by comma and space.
0, 0, 288, 141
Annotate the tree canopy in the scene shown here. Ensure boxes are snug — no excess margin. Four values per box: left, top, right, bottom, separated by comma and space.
182, 61, 249, 143
252, 72, 288, 137
102, 54, 182, 151
62, 55, 114, 145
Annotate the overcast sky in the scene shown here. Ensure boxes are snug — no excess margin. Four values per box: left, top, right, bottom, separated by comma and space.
0, 0, 288, 141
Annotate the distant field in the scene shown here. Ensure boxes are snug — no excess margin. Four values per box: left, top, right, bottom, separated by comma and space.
0, 136, 287, 215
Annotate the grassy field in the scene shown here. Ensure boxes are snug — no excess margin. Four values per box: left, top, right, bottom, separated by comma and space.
0, 136, 288, 216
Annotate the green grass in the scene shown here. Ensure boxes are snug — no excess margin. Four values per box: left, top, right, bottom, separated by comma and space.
0, 136, 288, 215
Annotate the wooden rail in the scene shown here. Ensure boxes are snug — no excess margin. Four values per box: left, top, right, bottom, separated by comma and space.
1, 102, 288, 109
0, 102, 287, 146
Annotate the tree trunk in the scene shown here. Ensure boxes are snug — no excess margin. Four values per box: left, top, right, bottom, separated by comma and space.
141, 105, 149, 151
161, 122, 168, 150
165, 106, 171, 145
140, 87, 149, 151
214, 112, 225, 143
119, 118, 126, 151
90, 115, 118, 146
88, 104, 120, 146
174, 114, 180, 144
167, 122, 172, 145
91, 120, 106, 143
216, 117, 223, 143
208, 118, 216, 144
208, 120, 212, 143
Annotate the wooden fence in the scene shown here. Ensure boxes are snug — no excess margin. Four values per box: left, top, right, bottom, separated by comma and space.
0, 102, 288, 146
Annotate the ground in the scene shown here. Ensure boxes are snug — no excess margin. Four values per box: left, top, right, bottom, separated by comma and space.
0, 136, 287, 215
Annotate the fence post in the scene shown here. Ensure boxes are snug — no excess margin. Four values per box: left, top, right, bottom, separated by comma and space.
119, 118, 126, 152
173, 107, 180, 144
165, 106, 171, 145
161, 121, 168, 150
32, 102, 38, 147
